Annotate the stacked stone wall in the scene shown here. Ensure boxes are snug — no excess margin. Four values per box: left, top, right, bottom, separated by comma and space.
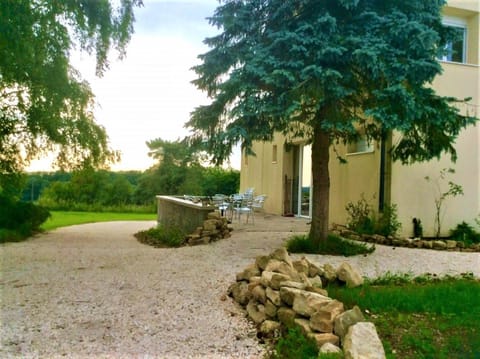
228, 248, 386, 358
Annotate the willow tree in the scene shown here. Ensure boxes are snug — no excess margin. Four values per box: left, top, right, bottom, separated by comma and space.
0, 0, 142, 176
187, 0, 476, 248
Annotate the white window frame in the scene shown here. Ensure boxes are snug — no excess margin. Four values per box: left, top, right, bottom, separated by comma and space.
440, 16, 467, 64
347, 135, 374, 156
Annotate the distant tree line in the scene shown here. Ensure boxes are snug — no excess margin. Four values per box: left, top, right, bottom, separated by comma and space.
27, 165, 239, 212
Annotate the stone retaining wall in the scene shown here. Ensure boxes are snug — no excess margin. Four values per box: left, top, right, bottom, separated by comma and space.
332, 224, 480, 252
228, 248, 386, 358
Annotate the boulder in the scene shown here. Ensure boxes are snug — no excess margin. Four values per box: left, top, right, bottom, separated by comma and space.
445, 240, 458, 249
270, 247, 293, 267
255, 255, 271, 271
319, 342, 343, 354
261, 271, 292, 290
323, 263, 337, 282
336, 262, 364, 288
309, 275, 323, 288
292, 258, 310, 275
290, 289, 332, 317
305, 286, 329, 297
334, 306, 365, 339
266, 287, 282, 306
343, 322, 386, 359
423, 240, 433, 249
294, 318, 313, 335
264, 300, 278, 318
433, 240, 447, 250
246, 300, 267, 324
277, 307, 297, 327
203, 219, 218, 231
310, 300, 345, 333
259, 320, 281, 337
281, 281, 307, 290
228, 281, 251, 305
305, 258, 323, 277
236, 264, 261, 281
251, 285, 267, 304
308, 333, 340, 348
265, 259, 300, 280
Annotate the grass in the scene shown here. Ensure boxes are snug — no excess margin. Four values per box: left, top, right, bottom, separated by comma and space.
286, 234, 375, 256
327, 274, 480, 358
40, 211, 156, 231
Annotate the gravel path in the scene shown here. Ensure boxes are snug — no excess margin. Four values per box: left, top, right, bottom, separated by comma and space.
1, 216, 479, 358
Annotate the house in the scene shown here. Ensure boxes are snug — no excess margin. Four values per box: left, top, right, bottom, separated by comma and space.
239, 0, 480, 237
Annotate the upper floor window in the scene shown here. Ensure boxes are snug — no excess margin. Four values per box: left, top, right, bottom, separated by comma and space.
439, 17, 467, 63
347, 135, 374, 155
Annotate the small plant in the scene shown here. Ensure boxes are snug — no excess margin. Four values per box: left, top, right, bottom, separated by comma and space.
450, 222, 480, 245
425, 168, 464, 238
135, 225, 186, 248
375, 204, 401, 237
270, 327, 318, 359
286, 234, 375, 256
345, 196, 401, 237
345, 195, 374, 234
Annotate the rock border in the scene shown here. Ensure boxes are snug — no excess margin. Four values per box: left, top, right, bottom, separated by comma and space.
186, 211, 233, 245
331, 224, 480, 252
228, 248, 386, 359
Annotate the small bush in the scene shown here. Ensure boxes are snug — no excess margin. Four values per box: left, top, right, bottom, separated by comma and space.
270, 327, 318, 359
0, 195, 50, 243
374, 204, 401, 237
345, 196, 373, 234
286, 234, 375, 256
346, 197, 401, 237
450, 222, 480, 245
135, 225, 186, 248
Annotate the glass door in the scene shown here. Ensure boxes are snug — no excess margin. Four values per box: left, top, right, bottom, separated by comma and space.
292, 144, 312, 217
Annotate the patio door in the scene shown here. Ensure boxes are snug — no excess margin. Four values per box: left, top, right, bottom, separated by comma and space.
292, 144, 312, 217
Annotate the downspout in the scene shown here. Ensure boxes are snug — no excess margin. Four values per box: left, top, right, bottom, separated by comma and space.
378, 130, 387, 212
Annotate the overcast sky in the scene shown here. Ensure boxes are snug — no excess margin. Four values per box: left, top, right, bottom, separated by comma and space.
29, 0, 241, 172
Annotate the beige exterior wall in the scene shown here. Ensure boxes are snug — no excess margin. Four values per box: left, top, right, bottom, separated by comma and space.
239, 1, 480, 236
391, 61, 480, 237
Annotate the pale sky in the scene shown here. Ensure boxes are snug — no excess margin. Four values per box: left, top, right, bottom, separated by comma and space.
29, 0, 241, 172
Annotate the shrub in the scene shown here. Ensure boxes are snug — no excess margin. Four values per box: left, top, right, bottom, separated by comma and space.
346, 197, 401, 237
0, 194, 50, 242
374, 204, 401, 237
449, 222, 480, 245
286, 234, 375, 256
345, 196, 373, 234
135, 225, 186, 248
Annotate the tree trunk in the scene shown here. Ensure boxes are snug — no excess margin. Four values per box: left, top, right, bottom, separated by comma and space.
309, 127, 330, 248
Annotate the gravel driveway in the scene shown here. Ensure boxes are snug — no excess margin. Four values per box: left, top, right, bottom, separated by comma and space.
1, 216, 479, 358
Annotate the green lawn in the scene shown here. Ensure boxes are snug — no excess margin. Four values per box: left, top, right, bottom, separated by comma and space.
41, 211, 156, 231
327, 275, 480, 359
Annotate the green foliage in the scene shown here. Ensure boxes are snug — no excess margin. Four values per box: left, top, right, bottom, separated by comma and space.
375, 204, 401, 237
450, 222, 480, 245
0, 194, 50, 243
270, 327, 318, 359
0, 0, 141, 174
135, 226, 186, 248
327, 275, 480, 358
286, 234, 375, 257
345, 197, 401, 237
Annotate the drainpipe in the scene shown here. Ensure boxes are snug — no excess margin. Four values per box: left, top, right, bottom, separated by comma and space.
378, 131, 387, 213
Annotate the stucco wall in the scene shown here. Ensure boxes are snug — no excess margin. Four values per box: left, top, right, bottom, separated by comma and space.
391, 62, 480, 237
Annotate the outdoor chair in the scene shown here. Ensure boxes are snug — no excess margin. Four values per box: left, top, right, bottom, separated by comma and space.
233, 194, 266, 224
212, 194, 229, 217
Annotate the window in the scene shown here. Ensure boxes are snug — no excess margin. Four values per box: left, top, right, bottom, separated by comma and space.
272, 144, 277, 163
347, 135, 374, 154
439, 17, 467, 63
